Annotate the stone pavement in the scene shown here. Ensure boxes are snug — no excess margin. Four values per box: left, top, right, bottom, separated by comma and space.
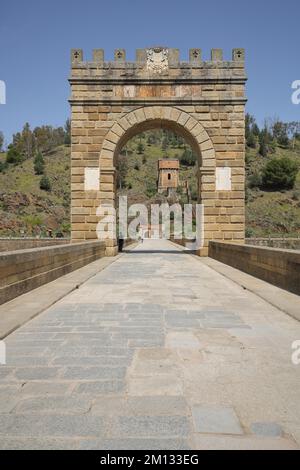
0, 239, 299, 450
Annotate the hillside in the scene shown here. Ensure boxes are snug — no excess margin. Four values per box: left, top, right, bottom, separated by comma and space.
0, 128, 300, 238
0, 146, 70, 236
116, 130, 198, 207
246, 141, 300, 237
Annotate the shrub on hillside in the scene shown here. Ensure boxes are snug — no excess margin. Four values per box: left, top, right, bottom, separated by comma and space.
180, 148, 196, 166
261, 157, 298, 190
245, 227, 255, 238
145, 181, 157, 198
6, 145, 23, 164
248, 171, 263, 188
40, 175, 51, 191
23, 214, 43, 234
34, 152, 45, 175
246, 132, 257, 149
137, 143, 144, 154
64, 119, 71, 145
0, 131, 4, 152
259, 127, 276, 157
34, 160, 44, 175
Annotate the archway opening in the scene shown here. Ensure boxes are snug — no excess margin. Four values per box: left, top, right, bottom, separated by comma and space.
98, 107, 217, 256
115, 124, 200, 250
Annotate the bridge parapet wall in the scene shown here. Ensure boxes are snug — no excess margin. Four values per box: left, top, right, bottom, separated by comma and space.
209, 241, 300, 296
0, 241, 105, 305
0, 238, 70, 253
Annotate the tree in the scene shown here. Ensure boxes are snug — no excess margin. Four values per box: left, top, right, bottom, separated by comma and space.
259, 138, 268, 158
117, 154, 128, 189
161, 136, 168, 152
40, 175, 51, 191
137, 142, 144, 154
272, 120, 289, 147
145, 181, 157, 198
245, 114, 259, 148
21, 122, 35, 159
33, 125, 65, 153
247, 132, 257, 149
288, 121, 300, 149
180, 147, 196, 166
252, 123, 260, 136
10, 122, 68, 157
33, 126, 51, 153
0, 131, 4, 152
64, 119, 71, 145
147, 134, 155, 146
248, 171, 262, 188
259, 127, 273, 157
262, 157, 298, 190
34, 159, 44, 175
6, 145, 23, 164
34, 152, 45, 175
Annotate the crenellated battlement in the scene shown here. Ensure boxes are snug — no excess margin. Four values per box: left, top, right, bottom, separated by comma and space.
70, 47, 246, 87
70, 47, 245, 69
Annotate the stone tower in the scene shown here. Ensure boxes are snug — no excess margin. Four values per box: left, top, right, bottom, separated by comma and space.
158, 159, 180, 194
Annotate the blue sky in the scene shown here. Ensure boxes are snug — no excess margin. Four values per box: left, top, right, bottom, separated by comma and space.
0, 0, 299, 143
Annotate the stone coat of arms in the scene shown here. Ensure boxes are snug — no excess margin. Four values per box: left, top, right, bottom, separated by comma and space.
146, 48, 169, 74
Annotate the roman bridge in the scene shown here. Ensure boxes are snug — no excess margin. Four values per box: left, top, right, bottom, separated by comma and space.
0, 48, 299, 450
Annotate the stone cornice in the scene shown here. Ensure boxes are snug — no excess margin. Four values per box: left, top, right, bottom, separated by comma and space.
69, 77, 247, 86
69, 97, 248, 106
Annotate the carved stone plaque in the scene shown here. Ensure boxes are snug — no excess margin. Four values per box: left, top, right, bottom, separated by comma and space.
146, 48, 169, 74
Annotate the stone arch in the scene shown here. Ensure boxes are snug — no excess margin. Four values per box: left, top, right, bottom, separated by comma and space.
99, 106, 216, 170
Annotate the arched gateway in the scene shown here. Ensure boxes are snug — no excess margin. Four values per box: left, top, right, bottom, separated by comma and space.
69, 47, 247, 256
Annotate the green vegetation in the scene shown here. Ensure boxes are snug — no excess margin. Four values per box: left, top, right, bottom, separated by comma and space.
245, 115, 300, 236
0, 143, 70, 237
262, 157, 298, 190
6, 145, 23, 165
116, 129, 198, 207
39, 175, 51, 191
6, 121, 70, 163
0, 131, 4, 152
34, 152, 45, 175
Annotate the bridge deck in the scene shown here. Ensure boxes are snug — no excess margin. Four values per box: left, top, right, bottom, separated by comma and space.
0, 239, 299, 449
